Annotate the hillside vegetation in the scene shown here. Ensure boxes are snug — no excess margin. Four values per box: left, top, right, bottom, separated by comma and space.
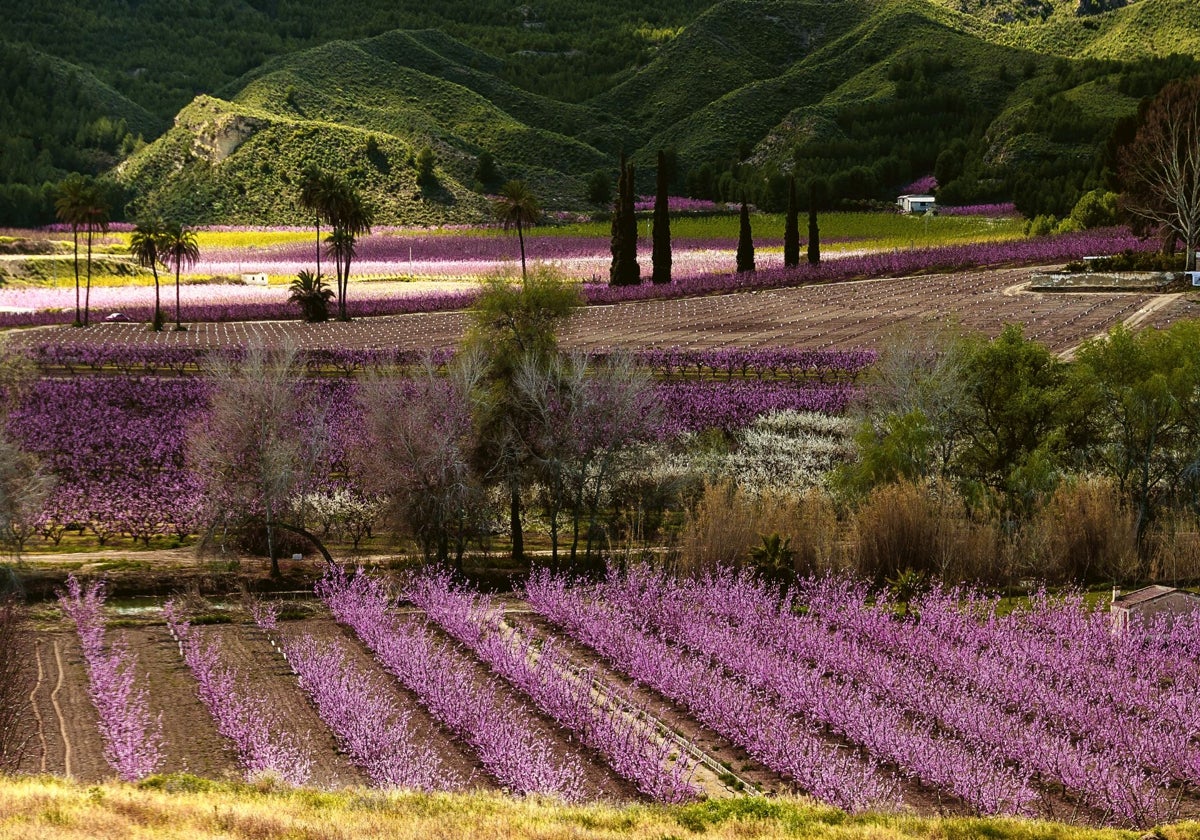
3, 0, 1199, 224
1, 775, 1196, 840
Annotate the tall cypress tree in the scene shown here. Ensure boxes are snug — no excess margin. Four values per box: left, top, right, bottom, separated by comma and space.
610, 154, 640, 286
736, 199, 755, 273
784, 174, 800, 268
651, 150, 672, 284
609, 153, 626, 286
807, 180, 821, 266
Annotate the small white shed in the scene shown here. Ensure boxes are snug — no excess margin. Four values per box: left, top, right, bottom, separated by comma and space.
241, 272, 269, 286
897, 194, 937, 214
1111, 585, 1200, 633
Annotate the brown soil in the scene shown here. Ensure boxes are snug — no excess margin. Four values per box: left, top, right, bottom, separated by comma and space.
18, 634, 110, 781
121, 626, 240, 780
505, 609, 789, 797
273, 618, 492, 792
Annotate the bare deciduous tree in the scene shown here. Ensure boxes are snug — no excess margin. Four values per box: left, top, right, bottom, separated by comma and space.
189, 342, 330, 576
1120, 76, 1200, 271
0, 430, 53, 558
358, 354, 485, 569
514, 351, 660, 568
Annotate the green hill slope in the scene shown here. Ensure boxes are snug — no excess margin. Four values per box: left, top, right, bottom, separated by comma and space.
6, 0, 1200, 225
0, 42, 161, 224
119, 32, 623, 224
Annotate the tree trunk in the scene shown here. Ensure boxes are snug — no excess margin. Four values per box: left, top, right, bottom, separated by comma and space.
517, 219, 527, 280
72, 227, 81, 326
510, 482, 523, 560
175, 264, 183, 329
152, 266, 161, 330
84, 225, 93, 326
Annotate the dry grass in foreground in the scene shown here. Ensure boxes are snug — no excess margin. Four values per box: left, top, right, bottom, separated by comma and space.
2, 775, 1200, 840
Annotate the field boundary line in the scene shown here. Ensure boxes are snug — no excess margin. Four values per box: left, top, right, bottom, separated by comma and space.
50, 640, 71, 778
29, 641, 47, 772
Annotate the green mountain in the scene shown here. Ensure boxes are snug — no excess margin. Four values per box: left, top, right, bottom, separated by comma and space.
0, 42, 161, 225
3, 0, 1198, 225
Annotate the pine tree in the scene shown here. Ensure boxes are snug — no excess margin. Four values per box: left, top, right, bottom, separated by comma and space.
784, 174, 800, 268
736, 199, 755, 273
652, 150, 672, 284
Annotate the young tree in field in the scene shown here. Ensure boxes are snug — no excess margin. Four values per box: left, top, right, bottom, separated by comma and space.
358, 356, 484, 569
287, 269, 334, 323
1076, 321, 1200, 561
736, 199, 755, 273
609, 153, 640, 286
162, 223, 200, 331
493, 180, 541, 281
1119, 76, 1200, 270
129, 218, 168, 330
784, 175, 801, 268
0, 596, 32, 772
464, 267, 581, 560
54, 173, 88, 327
189, 342, 330, 577
651, 150, 672, 284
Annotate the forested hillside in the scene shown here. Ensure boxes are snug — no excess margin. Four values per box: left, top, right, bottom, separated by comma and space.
2, 0, 1198, 224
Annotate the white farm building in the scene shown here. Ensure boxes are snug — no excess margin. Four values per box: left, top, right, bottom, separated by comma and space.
1110, 585, 1200, 632
897, 194, 937, 214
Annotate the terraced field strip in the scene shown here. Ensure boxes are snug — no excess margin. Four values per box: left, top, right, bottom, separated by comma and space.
492, 616, 755, 799
17, 266, 1189, 356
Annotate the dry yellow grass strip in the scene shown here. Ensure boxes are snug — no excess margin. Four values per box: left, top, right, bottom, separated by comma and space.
2, 774, 1199, 840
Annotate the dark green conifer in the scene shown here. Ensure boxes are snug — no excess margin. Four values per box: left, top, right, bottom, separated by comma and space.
610, 153, 640, 286
736, 199, 755, 273
784, 174, 800, 268
652, 150, 672, 284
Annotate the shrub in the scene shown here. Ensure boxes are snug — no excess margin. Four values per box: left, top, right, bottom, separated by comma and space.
1027, 478, 1136, 583
851, 480, 1003, 584
678, 482, 840, 577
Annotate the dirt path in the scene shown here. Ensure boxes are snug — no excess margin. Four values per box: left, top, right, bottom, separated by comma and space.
19, 634, 109, 781
1058, 292, 1184, 360
274, 619, 492, 791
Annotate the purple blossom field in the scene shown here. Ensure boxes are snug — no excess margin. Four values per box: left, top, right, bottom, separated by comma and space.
6, 348, 862, 543
0, 227, 1154, 328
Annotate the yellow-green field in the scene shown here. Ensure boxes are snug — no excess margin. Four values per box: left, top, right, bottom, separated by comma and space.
0, 776, 1195, 840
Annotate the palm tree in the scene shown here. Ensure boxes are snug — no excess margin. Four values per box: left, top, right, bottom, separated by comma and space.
54, 174, 90, 327
130, 218, 171, 330
78, 181, 111, 327
162, 223, 200, 330
324, 185, 373, 321
298, 167, 340, 281
288, 269, 334, 322
494, 180, 541, 280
